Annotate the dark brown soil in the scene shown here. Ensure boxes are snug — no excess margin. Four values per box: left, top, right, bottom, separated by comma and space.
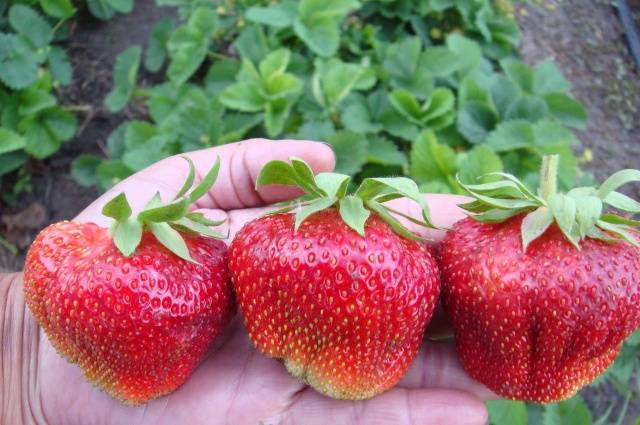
518, 0, 640, 198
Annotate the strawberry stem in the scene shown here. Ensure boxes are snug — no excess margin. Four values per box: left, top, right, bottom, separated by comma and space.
539, 154, 559, 200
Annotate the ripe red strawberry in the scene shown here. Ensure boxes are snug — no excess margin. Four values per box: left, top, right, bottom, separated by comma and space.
24, 157, 234, 405
229, 158, 440, 400
440, 155, 640, 403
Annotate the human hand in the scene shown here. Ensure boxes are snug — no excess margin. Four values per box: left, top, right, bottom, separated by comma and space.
36, 139, 493, 425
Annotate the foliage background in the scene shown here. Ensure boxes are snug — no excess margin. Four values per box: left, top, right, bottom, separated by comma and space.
0, 0, 638, 423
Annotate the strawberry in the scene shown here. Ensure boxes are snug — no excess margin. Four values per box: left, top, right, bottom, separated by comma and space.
229, 158, 440, 400
439, 154, 640, 403
24, 157, 235, 405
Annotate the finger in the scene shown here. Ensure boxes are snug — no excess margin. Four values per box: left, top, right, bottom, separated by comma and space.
227, 207, 272, 240
278, 387, 488, 425
385, 194, 470, 242
75, 139, 335, 225
398, 341, 498, 400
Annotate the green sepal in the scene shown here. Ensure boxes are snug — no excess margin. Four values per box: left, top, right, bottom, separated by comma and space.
102, 156, 225, 260
458, 154, 640, 250
294, 197, 337, 231
137, 197, 190, 222
521, 207, 553, 252
102, 193, 132, 221
188, 156, 221, 203
149, 222, 196, 263
111, 219, 143, 257
174, 156, 196, 199
339, 196, 370, 236
256, 157, 437, 240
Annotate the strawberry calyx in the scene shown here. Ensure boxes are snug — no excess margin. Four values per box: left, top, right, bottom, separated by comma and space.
459, 154, 640, 251
256, 157, 437, 240
101, 156, 226, 262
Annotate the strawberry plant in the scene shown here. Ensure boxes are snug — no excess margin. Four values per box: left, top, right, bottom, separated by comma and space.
0, 0, 133, 202
78, 0, 587, 200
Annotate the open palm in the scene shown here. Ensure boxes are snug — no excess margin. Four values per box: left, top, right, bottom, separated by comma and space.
36, 139, 493, 425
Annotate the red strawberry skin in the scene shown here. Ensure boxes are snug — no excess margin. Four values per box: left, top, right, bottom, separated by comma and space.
440, 216, 640, 403
24, 221, 235, 405
229, 209, 440, 400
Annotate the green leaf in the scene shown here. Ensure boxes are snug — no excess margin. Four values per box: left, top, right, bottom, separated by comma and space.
19, 88, 57, 115
501, 59, 534, 93
265, 98, 293, 137
314, 58, 376, 109
260, 49, 291, 80
0, 128, 26, 154
295, 120, 336, 140
219, 81, 265, 112
544, 93, 588, 130
410, 130, 457, 191
204, 59, 241, 97
326, 131, 368, 175
246, 1, 296, 28
102, 192, 132, 221
71, 154, 101, 187
9, 5, 52, 48
107, 0, 133, 14
533, 61, 571, 95
491, 75, 521, 117
543, 396, 592, 425
486, 400, 528, 425
145, 18, 175, 73
521, 206, 554, 251
96, 160, 133, 192
295, 197, 337, 230
457, 101, 497, 144
48, 47, 72, 85
234, 25, 269, 64
341, 97, 381, 133
39, 0, 75, 17
22, 119, 60, 159
293, 0, 358, 57
380, 37, 434, 98
86, 0, 116, 20
105, 45, 142, 112
446, 34, 482, 77
149, 222, 195, 263
504, 95, 549, 122
107, 122, 129, 158
486, 120, 535, 152
167, 8, 218, 85
368, 137, 407, 167
0, 53, 38, 90
533, 119, 580, 147
457, 145, 503, 185
339, 196, 370, 236
421, 46, 460, 77
0, 151, 28, 176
